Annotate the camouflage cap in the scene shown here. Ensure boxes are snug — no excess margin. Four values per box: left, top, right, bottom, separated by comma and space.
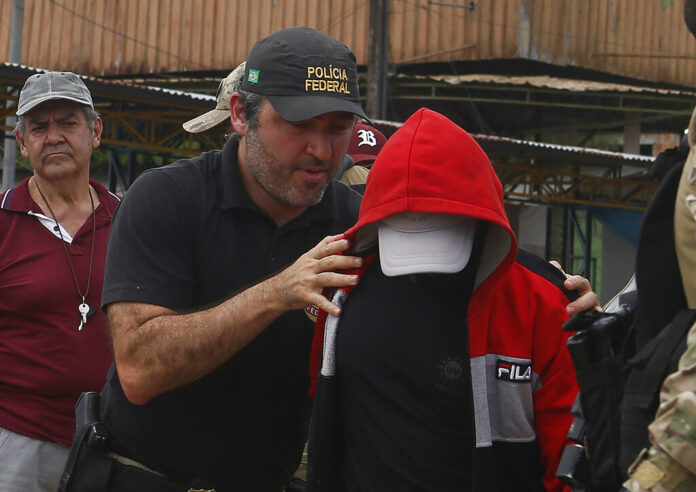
183, 61, 246, 133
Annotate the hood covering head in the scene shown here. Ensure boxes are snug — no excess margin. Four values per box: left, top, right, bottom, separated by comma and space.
345, 107, 517, 289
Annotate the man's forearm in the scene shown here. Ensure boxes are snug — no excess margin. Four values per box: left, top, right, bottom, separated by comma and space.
108, 235, 362, 404
109, 277, 288, 405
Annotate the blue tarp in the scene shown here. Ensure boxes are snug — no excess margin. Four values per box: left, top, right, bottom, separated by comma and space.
592, 207, 644, 247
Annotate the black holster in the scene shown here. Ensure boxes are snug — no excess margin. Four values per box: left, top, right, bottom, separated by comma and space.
57, 391, 113, 492
58, 392, 213, 492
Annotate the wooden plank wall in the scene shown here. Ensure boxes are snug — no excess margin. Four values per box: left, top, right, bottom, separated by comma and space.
1, 0, 373, 76
523, 0, 696, 86
1, 0, 695, 87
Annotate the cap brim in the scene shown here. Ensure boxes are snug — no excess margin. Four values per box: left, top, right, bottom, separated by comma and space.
378, 219, 476, 276
349, 153, 378, 165
266, 95, 368, 122
17, 95, 92, 116
182, 109, 230, 133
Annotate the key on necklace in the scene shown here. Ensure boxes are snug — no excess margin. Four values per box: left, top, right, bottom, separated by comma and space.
78, 302, 90, 331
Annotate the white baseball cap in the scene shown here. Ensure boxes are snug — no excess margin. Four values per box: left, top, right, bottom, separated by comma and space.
378, 212, 477, 276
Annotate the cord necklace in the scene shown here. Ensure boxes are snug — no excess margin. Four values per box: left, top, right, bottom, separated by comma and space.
34, 178, 97, 331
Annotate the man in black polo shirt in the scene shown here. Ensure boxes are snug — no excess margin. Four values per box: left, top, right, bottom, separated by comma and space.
59, 27, 366, 492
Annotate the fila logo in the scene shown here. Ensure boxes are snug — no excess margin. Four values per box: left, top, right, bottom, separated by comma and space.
496, 359, 532, 383
356, 129, 377, 147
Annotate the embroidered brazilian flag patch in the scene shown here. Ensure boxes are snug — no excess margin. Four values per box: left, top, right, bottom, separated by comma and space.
248, 69, 260, 84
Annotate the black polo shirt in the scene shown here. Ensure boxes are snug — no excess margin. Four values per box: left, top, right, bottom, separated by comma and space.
336, 262, 475, 491
100, 136, 362, 491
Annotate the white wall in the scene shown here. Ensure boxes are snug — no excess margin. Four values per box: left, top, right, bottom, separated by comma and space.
516, 204, 547, 259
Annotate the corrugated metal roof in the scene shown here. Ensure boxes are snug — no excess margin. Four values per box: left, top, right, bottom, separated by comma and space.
403, 73, 696, 97
1, 63, 216, 104
0, 63, 659, 166
471, 133, 655, 163
371, 118, 655, 164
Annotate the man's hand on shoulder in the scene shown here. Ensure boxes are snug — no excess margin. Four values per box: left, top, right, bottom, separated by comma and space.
271, 235, 363, 317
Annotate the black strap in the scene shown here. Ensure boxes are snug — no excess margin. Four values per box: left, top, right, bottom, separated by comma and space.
624, 309, 696, 409
619, 309, 696, 476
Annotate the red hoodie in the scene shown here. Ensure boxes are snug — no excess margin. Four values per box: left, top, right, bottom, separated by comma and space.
309, 108, 576, 491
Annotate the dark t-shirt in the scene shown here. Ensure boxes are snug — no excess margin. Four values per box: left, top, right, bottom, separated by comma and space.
100, 137, 362, 491
336, 258, 476, 491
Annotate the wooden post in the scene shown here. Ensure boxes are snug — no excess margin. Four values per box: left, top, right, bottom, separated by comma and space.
2, 0, 24, 192
367, 0, 389, 120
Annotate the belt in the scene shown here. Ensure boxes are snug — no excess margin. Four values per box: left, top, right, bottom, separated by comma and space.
108, 451, 167, 477
107, 451, 216, 491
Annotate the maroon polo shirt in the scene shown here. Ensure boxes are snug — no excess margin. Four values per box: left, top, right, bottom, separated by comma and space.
0, 177, 119, 447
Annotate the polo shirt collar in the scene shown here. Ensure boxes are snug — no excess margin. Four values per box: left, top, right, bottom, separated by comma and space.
219, 134, 339, 224
1, 176, 120, 223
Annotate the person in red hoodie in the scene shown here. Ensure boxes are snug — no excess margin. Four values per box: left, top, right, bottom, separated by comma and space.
308, 108, 577, 492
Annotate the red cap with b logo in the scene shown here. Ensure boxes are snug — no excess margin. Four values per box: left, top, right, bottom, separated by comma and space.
347, 123, 388, 166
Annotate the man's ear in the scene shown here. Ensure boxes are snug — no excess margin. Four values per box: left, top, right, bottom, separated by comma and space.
15, 131, 29, 158
92, 117, 103, 148
229, 93, 248, 136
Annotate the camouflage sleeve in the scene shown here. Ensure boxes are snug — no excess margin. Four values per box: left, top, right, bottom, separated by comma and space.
675, 110, 696, 307
647, 321, 696, 472
624, 134, 696, 491
623, 320, 696, 491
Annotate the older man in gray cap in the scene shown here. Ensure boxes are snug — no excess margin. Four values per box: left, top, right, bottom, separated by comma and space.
0, 71, 120, 491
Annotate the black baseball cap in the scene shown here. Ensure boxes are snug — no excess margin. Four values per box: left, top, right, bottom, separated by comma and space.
240, 26, 368, 122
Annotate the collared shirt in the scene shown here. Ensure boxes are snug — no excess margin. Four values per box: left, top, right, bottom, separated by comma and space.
100, 136, 362, 490
0, 178, 120, 447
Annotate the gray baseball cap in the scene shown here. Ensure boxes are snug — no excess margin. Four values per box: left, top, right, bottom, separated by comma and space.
17, 71, 94, 116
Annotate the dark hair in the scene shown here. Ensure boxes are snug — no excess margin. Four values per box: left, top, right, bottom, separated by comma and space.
14, 105, 99, 136
686, 0, 696, 38
236, 88, 265, 132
